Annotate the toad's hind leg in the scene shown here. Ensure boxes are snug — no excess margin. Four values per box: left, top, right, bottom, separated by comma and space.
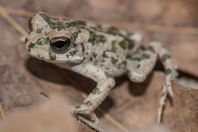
127, 44, 158, 83
151, 42, 178, 123
127, 42, 177, 123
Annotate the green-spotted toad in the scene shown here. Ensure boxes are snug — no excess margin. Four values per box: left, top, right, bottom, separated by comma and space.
25, 12, 178, 124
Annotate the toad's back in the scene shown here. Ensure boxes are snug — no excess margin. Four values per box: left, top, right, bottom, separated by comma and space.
81, 26, 140, 77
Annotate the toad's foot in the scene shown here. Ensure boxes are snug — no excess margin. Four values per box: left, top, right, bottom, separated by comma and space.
68, 105, 99, 124
77, 116, 104, 132
67, 105, 102, 131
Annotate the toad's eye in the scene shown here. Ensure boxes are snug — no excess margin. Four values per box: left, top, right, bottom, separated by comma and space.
50, 36, 71, 53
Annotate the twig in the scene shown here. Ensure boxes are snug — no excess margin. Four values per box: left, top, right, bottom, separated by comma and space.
144, 24, 198, 34
0, 8, 27, 37
2, 7, 198, 35
0, 6, 34, 17
0, 104, 5, 120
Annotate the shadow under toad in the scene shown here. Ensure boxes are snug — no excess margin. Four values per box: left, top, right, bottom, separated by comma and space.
25, 57, 114, 118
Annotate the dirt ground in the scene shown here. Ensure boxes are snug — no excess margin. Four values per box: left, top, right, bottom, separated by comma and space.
0, 0, 197, 132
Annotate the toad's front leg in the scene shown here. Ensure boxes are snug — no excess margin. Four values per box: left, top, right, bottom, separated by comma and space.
70, 63, 115, 115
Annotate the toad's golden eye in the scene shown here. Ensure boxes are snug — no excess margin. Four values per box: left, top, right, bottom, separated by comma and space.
50, 36, 71, 53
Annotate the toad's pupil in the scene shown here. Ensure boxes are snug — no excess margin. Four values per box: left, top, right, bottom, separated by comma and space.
50, 37, 71, 53
54, 40, 66, 48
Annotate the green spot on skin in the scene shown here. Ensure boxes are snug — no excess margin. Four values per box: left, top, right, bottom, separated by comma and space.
110, 45, 117, 53
36, 28, 42, 33
141, 53, 150, 60
118, 61, 127, 68
93, 52, 97, 58
131, 57, 141, 61
119, 39, 133, 50
88, 31, 96, 44
49, 52, 56, 60
71, 31, 81, 42
39, 13, 56, 29
92, 25, 102, 31
139, 45, 147, 51
92, 87, 100, 95
126, 54, 132, 60
111, 57, 118, 65
165, 68, 172, 74
75, 20, 86, 26
107, 26, 120, 35
28, 43, 35, 52
108, 41, 117, 53
161, 54, 171, 62
88, 30, 106, 45
80, 43, 85, 54
35, 37, 49, 45
69, 50, 78, 56
65, 22, 75, 27
40, 12, 67, 30
128, 51, 150, 61
136, 64, 141, 68
102, 52, 108, 58
97, 35, 106, 43
122, 61, 127, 66
66, 50, 80, 59
127, 42, 134, 49
65, 20, 86, 28
147, 46, 155, 53
65, 54, 70, 58
84, 101, 92, 106
118, 40, 127, 49
57, 21, 65, 31
39, 13, 86, 30
39, 12, 50, 21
